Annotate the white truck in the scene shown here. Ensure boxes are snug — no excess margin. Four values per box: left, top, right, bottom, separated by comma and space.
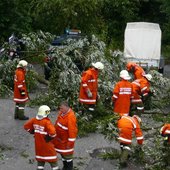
124, 22, 163, 70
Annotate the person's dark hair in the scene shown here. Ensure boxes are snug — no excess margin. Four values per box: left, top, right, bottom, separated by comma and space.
59, 101, 69, 107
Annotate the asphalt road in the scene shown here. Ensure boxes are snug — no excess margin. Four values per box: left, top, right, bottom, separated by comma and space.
0, 98, 123, 170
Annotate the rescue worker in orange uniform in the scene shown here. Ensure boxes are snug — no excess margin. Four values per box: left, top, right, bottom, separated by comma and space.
79, 62, 104, 112
117, 115, 144, 167
24, 105, 59, 170
112, 70, 133, 116
14, 60, 29, 120
131, 74, 152, 115
160, 124, 170, 145
53, 101, 78, 170
126, 62, 145, 80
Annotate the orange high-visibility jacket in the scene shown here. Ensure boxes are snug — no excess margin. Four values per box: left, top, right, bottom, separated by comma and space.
133, 65, 145, 80
13, 68, 29, 103
140, 77, 150, 97
112, 80, 133, 116
117, 115, 144, 145
24, 117, 57, 162
126, 63, 145, 80
160, 124, 170, 143
79, 68, 99, 105
53, 108, 78, 155
161, 124, 170, 135
131, 80, 142, 104
132, 77, 150, 103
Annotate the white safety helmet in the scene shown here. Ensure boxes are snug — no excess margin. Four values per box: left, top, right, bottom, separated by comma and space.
92, 62, 104, 70
119, 70, 131, 80
144, 74, 152, 81
36, 105, 51, 120
17, 60, 28, 68
133, 115, 142, 123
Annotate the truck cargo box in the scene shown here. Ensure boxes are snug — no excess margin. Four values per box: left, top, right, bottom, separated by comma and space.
124, 22, 162, 68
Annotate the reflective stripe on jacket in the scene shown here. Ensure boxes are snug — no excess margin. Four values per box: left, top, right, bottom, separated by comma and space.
79, 68, 98, 104
132, 77, 150, 103
53, 109, 78, 155
24, 117, 57, 162
117, 115, 144, 145
140, 77, 150, 97
13, 68, 29, 103
112, 80, 133, 116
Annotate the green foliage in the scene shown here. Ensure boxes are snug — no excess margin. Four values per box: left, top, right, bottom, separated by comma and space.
0, 59, 17, 92
100, 150, 120, 160
143, 136, 170, 169
20, 150, 29, 158
0, 84, 13, 98
45, 35, 120, 109
21, 31, 55, 63
1, 0, 170, 57
101, 0, 139, 47
29, 93, 52, 108
26, 69, 39, 92
149, 70, 170, 109
152, 114, 170, 123
96, 114, 119, 141
77, 115, 97, 137
0, 0, 32, 42
30, 0, 103, 35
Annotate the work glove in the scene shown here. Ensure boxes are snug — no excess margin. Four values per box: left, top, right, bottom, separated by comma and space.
29, 130, 34, 134
44, 135, 53, 142
164, 136, 168, 141
20, 90, 26, 96
86, 88, 92, 98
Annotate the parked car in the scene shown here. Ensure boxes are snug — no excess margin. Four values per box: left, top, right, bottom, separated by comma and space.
51, 29, 82, 46
44, 29, 82, 80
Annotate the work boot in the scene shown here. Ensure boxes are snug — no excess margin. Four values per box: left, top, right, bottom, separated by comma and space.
14, 104, 19, 119
62, 161, 73, 170
18, 108, 29, 120
120, 149, 129, 168
17, 103, 29, 120
62, 161, 66, 170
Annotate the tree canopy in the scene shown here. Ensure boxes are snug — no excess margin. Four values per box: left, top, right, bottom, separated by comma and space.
0, 0, 170, 57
